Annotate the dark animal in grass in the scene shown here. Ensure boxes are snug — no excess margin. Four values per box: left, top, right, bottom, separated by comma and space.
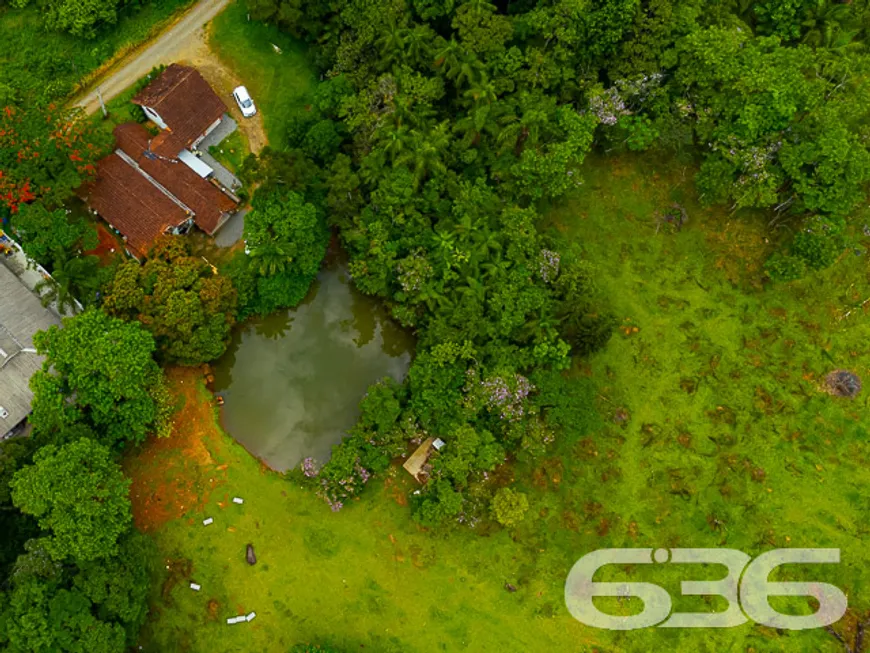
246, 544, 257, 565
505, 583, 518, 593
825, 370, 862, 398
656, 202, 689, 233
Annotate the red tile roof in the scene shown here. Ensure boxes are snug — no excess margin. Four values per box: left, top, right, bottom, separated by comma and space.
82, 152, 190, 260
132, 64, 227, 158
114, 123, 237, 234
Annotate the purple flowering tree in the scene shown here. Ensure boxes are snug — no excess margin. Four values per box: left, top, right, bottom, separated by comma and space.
589, 87, 630, 126
301, 457, 319, 478
315, 449, 374, 512
538, 249, 561, 283
471, 372, 535, 422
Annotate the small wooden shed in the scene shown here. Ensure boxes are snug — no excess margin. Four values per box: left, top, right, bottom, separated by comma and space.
403, 437, 435, 483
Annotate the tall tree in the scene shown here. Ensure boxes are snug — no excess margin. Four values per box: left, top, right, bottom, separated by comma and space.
236, 188, 329, 315
9, 203, 97, 270
34, 252, 101, 315
10, 438, 132, 563
0, 104, 109, 212
1, 532, 154, 653
102, 237, 238, 365
29, 309, 168, 446
11, 0, 123, 38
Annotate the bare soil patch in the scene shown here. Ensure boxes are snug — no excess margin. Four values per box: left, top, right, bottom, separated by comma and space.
124, 366, 228, 532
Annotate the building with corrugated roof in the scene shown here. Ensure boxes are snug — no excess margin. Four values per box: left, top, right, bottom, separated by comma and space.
0, 263, 62, 439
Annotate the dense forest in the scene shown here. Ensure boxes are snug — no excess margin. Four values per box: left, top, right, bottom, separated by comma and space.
1, 0, 869, 650
243, 0, 870, 523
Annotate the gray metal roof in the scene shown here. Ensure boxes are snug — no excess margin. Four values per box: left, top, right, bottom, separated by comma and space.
0, 263, 61, 434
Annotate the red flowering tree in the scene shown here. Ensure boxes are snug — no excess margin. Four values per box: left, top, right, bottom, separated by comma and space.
0, 104, 111, 212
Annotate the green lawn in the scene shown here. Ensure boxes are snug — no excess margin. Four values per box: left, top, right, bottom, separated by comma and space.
209, 0, 316, 147
132, 152, 870, 652
0, 0, 194, 103
208, 128, 249, 176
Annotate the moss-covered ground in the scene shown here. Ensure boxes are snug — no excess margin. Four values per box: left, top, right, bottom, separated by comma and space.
128, 152, 870, 652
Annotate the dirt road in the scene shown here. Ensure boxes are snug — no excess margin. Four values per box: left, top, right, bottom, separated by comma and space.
72, 0, 230, 114
71, 0, 267, 152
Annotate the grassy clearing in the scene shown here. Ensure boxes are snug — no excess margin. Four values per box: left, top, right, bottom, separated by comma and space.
129, 153, 870, 652
209, 0, 316, 147
526, 151, 870, 651
208, 128, 249, 176
130, 368, 598, 652
0, 0, 194, 103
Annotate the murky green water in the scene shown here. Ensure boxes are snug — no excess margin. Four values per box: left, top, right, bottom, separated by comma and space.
213, 257, 414, 472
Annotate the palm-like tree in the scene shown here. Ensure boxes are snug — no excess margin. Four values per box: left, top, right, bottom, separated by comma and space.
465, 0, 497, 15
497, 91, 555, 155
249, 240, 294, 277
389, 93, 435, 130
381, 123, 413, 164
376, 20, 408, 70
405, 25, 436, 68
481, 257, 511, 282
801, 0, 862, 49
520, 305, 561, 344
458, 276, 487, 306
35, 252, 99, 316
417, 283, 455, 313
455, 80, 507, 146
463, 77, 499, 108
470, 223, 503, 261
432, 223, 457, 258
434, 39, 462, 74
447, 53, 486, 89
396, 123, 450, 188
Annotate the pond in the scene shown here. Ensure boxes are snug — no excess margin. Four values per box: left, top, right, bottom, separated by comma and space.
213, 255, 414, 473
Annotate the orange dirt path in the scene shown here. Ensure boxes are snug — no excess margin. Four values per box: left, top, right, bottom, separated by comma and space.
84, 223, 125, 266
123, 366, 228, 532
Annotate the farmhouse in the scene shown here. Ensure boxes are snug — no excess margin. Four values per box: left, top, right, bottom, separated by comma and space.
82, 64, 239, 259
132, 63, 227, 158
0, 263, 61, 439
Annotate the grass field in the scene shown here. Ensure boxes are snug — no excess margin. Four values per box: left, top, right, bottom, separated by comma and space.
128, 152, 870, 652
209, 0, 316, 147
0, 0, 194, 103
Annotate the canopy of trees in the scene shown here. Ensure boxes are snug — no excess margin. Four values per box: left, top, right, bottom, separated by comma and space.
29, 309, 169, 447
10, 438, 132, 563
1, 322, 159, 652
264, 0, 617, 522
103, 237, 239, 365
9, 0, 123, 38
1, 0, 869, 649
227, 183, 329, 317
9, 203, 97, 266
0, 103, 109, 212
1, 500, 153, 653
